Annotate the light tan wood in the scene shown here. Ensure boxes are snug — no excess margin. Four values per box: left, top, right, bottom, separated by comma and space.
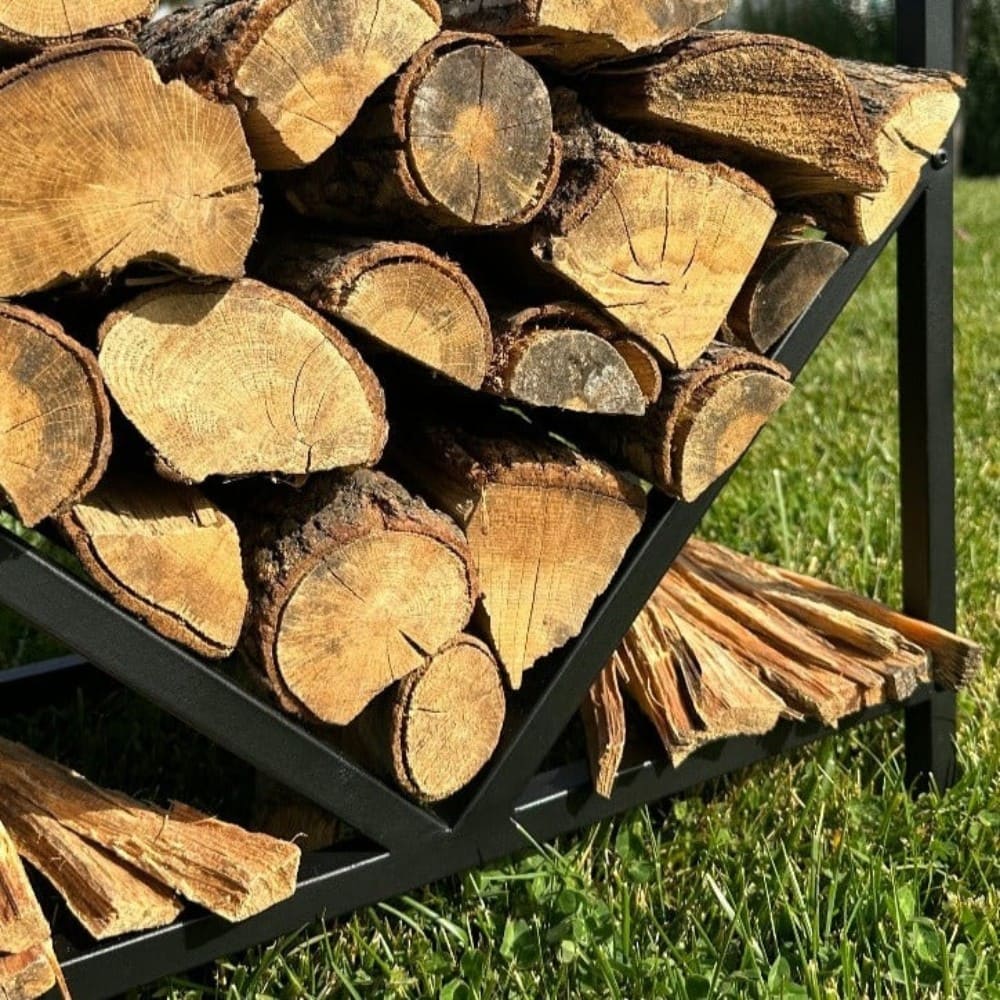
0, 0, 155, 49
807, 62, 964, 245
98, 279, 387, 483
0, 304, 111, 528
256, 236, 493, 389
0, 737, 300, 923
141, 0, 441, 170
2, 787, 183, 940
0, 943, 58, 1000
587, 31, 886, 198
56, 475, 248, 659
581, 662, 626, 798
441, 0, 727, 68
240, 470, 478, 726
485, 302, 658, 415
284, 32, 561, 231
0, 41, 259, 297
394, 425, 646, 687
0, 821, 48, 957
534, 93, 775, 368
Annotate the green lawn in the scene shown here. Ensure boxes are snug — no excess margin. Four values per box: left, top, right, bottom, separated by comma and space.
2, 178, 998, 999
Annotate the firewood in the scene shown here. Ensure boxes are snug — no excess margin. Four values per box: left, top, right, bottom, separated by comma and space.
0, 304, 111, 528
485, 302, 660, 415
0, 943, 58, 1000
531, 93, 775, 368
806, 62, 964, 245
581, 663, 626, 798
440, 0, 727, 69
55, 475, 248, 660
726, 219, 849, 353
2, 787, 183, 940
394, 424, 646, 687
0, 737, 300, 923
98, 279, 387, 483
585, 31, 886, 198
253, 779, 339, 853
345, 635, 506, 802
581, 345, 792, 502
0, 1, 155, 51
0, 822, 48, 957
284, 32, 561, 231
0, 40, 259, 297
140, 0, 441, 171
238, 470, 478, 726
255, 236, 493, 389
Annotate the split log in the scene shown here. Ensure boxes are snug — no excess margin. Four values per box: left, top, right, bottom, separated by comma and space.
253, 780, 339, 853
140, 0, 441, 170
394, 425, 646, 687
585, 32, 886, 198
0, 0, 155, 51
0, 40, 259, 297
726, 220, 849, 353
581, 663, 626, 799
345, 635, 506, 802
284, 32, 561, 231
2, 787, 183, 940
239, 470, 478, 726
0, 304, 111, 528
98, 279, 387, 483
581, 345, 792, 502
806, 62, 964, 245
0, 737, 300, 922
531, 93, 775, 368
56, 475, 248, 659
0, 822, 48, 957
255, 236, 493, 389
0, 944, 58, 1000
440, 0, 727, 69
485, 302, 660, 415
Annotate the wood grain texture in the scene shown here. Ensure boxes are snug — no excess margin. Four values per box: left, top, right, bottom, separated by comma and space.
0, 821, 48, 957
140, 0, 441, 170
98, 279, 387, 483
0, 303, 111, 528
0, 0, 156, 50
0, 943, 58, 1000
581, 662, 626, 798
0, 41, 259, 296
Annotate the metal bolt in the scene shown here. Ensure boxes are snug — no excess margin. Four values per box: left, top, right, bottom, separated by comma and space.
932, 149, 950, 169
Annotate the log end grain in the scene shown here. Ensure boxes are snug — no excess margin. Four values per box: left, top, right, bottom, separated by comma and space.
0, 0, 156, 49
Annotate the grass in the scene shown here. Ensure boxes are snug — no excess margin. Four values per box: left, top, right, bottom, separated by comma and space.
2, 177, 998, 999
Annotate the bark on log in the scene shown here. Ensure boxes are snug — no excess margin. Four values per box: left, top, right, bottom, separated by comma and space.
0, 1, 155, 51
0, 822, 48, 957
345, 635, 506, 802
56, 475, 249, 659
238, 470, 478, 726
726, 219, 849, 353
0, 304, 111, 528
581, 345, 792, 502
532, 93, 775, 368
585, 31, 886, 199
440, 0, 727, 69
98, 279, 387, 483
2, 788, 183, 940
140, 0, 441, 170
393, 424, 646, 687
0, 41, 259, 297
0, 944, 58, 1000
0, 737, 300, 923
805, 62, 964, 245
255, 236, 493, 389
581, 662, 626, 798
485, 302, 660, 415
283, 32, 561, 231
252, 779, 339, 853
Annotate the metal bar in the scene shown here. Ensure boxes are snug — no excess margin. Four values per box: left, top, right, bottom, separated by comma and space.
0, 655, 99, 714
0, 528, 447, 849
896, 0, 959, 792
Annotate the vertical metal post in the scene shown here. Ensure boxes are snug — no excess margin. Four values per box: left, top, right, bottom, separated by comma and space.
895, 0, 959, 792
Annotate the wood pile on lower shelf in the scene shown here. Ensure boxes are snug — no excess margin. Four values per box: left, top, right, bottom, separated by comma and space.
583, 539, 983, 797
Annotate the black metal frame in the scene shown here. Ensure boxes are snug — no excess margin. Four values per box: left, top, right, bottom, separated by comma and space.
0, 2, 958, 995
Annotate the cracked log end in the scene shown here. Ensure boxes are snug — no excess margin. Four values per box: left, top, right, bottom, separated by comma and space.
98, 279, 387, 483
0, 304, 111, 528
56, 476, 249, 659
240, 470, 478, 726
0, 0, 156, 49
0, 41, 259, 296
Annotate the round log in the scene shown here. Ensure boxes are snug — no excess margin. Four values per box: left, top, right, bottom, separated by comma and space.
0, 0, 155, 50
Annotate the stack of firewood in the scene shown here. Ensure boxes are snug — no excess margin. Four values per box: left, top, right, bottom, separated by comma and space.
0, 0, 976, 979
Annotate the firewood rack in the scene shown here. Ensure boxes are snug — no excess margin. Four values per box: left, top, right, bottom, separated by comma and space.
0, 2, 959, 996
